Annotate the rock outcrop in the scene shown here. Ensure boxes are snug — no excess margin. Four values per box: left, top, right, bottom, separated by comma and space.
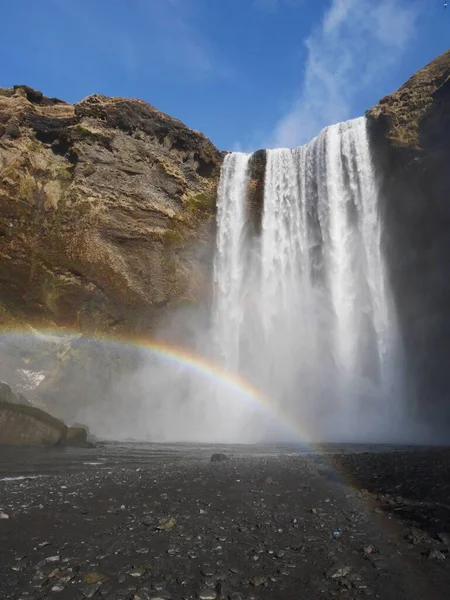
0, 381, 66, 446
0, 380, 91, 446
0, 401, 67, 446
63, 425, 88, 447
0, 85, 223, 335
247, 150, 266, 236
367, 50, 450, 433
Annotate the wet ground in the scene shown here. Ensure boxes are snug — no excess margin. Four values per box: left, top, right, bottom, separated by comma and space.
1, 443, 449, 599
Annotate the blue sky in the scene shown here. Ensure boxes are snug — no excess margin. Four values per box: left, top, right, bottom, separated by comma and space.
1, 0, 448, 150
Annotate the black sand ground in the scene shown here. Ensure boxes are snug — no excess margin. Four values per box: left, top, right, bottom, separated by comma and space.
0, 444, 449, 600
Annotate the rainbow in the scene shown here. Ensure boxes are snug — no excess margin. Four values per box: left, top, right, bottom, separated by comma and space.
0, 327, 314, 445
0, 327, 430, 581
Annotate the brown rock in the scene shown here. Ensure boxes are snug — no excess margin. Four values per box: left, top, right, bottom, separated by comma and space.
0, 85, 222, 336
0, 400, 67, 446
246, 149, 266, 236
64, 426, 88, 447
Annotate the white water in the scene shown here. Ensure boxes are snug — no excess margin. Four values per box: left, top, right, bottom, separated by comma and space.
213, 118, 404, 442
213, 152, 251, 372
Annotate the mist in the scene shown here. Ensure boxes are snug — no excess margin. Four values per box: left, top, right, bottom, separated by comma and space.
0, 117, 438, 446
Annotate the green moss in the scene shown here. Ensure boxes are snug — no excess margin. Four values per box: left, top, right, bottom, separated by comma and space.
158, 159, 186, 184
185, 190, 216, 215
19, 175, 36, 203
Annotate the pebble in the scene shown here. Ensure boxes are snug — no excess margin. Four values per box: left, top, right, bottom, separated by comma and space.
46, 555, 60, 563
437, 532, 450, 545
197, 590, 217, 599
81, 582, 102, 598
428, 549, 446, 561
250, 576, 266, 586
158, 517, 177, 531
0, 512, 10, 519
326, 565, 352, 579
83, 572, 107, 584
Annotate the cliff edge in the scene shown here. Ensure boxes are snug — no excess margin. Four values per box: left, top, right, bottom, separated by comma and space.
0, 85, 223, 335
367, 50, 450, 433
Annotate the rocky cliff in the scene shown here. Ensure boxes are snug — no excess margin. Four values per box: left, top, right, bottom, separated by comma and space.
367, 50, 450, 435
2, 52, 450, 437
0, 85, 223, 335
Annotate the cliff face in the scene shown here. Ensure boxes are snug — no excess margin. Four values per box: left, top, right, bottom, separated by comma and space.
367, 51, 450, 433
0, 85, 223, 335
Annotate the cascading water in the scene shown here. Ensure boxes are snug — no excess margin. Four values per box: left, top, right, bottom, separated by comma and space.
213, 117, 404, 442
213, 152, 251, 372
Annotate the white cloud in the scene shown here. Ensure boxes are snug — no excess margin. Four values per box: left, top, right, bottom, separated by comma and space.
272, 0, 421, 148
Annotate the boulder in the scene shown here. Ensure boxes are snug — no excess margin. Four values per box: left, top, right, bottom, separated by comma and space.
0, 401, 67, 446
210, 453, 229, 463
0, 381, 93, 447
63, 426, 88, 447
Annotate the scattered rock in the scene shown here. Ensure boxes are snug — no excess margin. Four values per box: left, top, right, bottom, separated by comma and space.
197, 589, 217, 599
157, 517, 177, 531
428, 549, 446, 561
83, 572, 108, 584
250, 576, 266, 586
326, 565, 352, 579
45, 555, 61, 563
437, 532, 450, 545
81, 582, 102, 598
405, 530, 426, 545
210, 453, 228, 463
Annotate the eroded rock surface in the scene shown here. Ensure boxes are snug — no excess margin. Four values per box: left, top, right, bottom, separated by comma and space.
367, 50, 450, 433
0, 399, 67, 447
0, 380, 92, 446
0, 85, 222, 335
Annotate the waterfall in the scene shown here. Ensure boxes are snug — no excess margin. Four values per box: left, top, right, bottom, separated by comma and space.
213, 152, 251, 372
213, 118, 403, 442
